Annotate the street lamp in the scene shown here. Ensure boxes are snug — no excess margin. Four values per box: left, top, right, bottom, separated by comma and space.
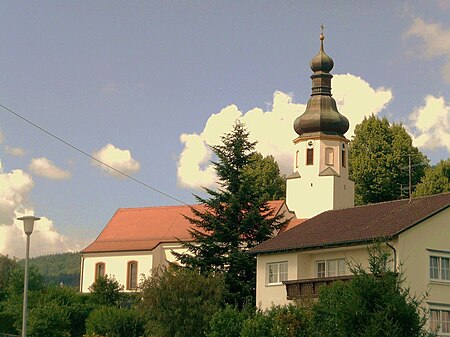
17, 215, 40, 337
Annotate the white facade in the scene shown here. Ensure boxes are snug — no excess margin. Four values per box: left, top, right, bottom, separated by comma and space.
286, 135, 354, 219
80, 242, 188, 293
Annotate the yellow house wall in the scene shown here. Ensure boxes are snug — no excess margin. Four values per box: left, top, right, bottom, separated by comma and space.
256, 252, 298, 309
256, 244, 372, 310
396, 207, 450, 307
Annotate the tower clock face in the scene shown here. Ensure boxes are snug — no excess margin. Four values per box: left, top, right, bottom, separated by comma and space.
307, 140, 314, 148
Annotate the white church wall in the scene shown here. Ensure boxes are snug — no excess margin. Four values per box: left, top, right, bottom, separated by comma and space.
80, 251, 153, 293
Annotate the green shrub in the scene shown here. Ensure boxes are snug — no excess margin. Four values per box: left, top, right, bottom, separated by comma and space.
139, 266, 226, 337
241, 305, 309, 337
85, 306, 144, 337
88, 275, 124, 307
208, 305, 253, 337
28, 301, 71, 337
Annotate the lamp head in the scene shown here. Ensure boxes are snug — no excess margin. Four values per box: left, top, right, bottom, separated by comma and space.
17, 216, 41, 235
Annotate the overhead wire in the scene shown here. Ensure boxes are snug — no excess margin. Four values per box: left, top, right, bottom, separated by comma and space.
0, 103, 190, 206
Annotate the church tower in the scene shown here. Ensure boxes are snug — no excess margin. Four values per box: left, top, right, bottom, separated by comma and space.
286, 30, 354, 219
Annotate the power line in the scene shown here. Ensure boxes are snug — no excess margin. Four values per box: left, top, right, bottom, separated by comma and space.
0, 103, 189, 206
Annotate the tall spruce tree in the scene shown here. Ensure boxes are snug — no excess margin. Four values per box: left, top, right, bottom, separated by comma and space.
176, 121, 286, 306
349, 115, 428, 205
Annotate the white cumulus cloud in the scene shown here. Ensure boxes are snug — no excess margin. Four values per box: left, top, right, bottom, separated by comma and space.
0, 209, 89, 258
405, 17, 450, 83
408, 95, 450, 152
333, 74, 393, 139
0, 160, 84, 258
177, 74, 393, 189
29, 157, 71, 180
0, 162, 33, 224
5, 145, 26, 156
92, 143, 141, 178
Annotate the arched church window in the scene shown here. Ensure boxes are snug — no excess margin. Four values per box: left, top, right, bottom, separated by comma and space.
95, 262, 105, 280
127, 261, 138, 290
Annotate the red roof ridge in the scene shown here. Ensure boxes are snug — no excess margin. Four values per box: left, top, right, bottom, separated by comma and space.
116, 200, 285, 212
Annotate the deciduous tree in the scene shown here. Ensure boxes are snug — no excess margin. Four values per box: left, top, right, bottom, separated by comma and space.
414, 159, 450, 197
349, 115, 427, 205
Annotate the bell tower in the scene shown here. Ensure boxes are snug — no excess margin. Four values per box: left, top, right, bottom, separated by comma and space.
286, 29, 354, 219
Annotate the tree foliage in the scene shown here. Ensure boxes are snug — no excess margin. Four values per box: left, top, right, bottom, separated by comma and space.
414, 159, 450, 197
88, 275, 124, 307
138, 266, 226, 337
85, 306, 145, 337
241, 305, 310, 337
16, 252, 81, 287
176, 121, 287, 305
207, 304, 254, 337
311, 245, 433, 337
349, 115, 428, 205
0, 254, 18, 301
243, 153, 286, 200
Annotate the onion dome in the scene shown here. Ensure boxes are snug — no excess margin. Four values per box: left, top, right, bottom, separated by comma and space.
294, 30, 349, 137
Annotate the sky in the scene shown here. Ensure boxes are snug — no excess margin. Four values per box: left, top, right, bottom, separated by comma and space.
0, 1, 449, 258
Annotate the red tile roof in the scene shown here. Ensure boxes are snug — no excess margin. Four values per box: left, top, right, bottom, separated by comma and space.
250, 193, 450, 254
82, 200, 286, 253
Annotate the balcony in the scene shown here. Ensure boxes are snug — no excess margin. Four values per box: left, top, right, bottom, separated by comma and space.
283, 275, 353, 300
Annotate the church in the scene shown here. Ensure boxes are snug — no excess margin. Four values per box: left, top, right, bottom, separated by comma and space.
81, 32, 450, 334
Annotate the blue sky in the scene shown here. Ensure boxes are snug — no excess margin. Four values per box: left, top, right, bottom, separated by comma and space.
0, 1, 449, 257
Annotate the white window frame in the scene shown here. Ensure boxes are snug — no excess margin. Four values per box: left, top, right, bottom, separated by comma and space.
266, 261, 288, 286
430, 307, 450, 336
316, 258, 347, 278
429, 252, 450, 283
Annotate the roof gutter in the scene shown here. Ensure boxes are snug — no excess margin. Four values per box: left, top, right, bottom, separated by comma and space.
250, 236, 394, 255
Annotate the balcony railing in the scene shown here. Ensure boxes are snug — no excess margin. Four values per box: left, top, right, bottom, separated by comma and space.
283, 275, 353, 300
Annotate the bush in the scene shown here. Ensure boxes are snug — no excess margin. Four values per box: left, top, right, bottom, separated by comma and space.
208, 305, 253, 337
85, 306, 145, 337
139, 266, 226, 337
241, 305, 309, 337
88, 275, 124, 307
28, 301, 71, 337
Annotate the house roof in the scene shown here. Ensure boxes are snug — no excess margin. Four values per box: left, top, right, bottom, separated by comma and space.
250, 193, 450, 254
82, 200, 286, 254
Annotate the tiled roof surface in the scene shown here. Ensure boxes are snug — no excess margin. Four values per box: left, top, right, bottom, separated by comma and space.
250, 193, 450, 254
82, 200, 286, 253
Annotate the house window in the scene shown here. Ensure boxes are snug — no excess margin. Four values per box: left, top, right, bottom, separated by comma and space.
295, 150, 299, 168
127, 261, 138, 290
430, 308, 450, 334
316, 259, 347, 278
325, 147, 334, 166
267, 262, 288, 285
430, 255, 450, 281
341, 144, 346, 168
306, 148, 314, 166
95, 262, 105, 280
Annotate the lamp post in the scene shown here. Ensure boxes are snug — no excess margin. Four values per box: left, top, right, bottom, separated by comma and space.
17, 215, 40, 337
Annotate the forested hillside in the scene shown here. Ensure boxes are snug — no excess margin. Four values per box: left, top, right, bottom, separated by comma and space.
19, 252, 81, 288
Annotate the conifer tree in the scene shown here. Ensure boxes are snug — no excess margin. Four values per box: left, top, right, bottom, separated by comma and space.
176, 121, 286, 306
